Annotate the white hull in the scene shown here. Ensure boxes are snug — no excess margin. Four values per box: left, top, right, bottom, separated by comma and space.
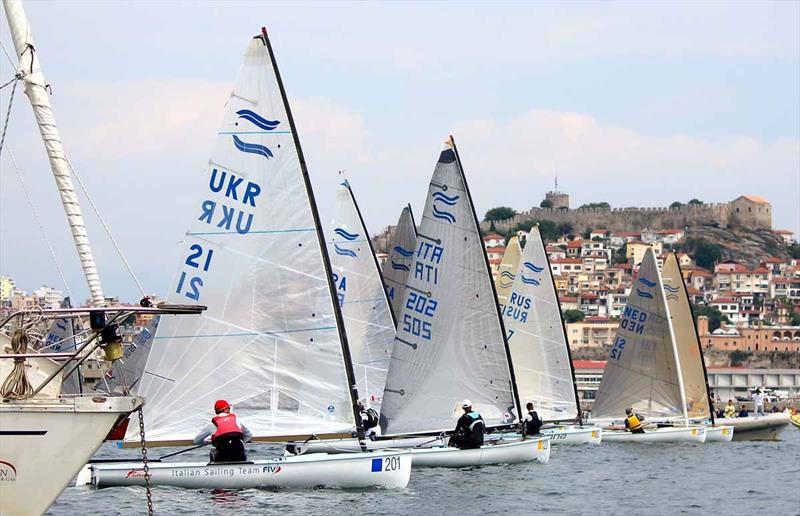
486, 426, 602, 445
79, 450, 411, 490
409, 437, 550, 468
287, 435, 445, 455
0, 396, 142, 516
715, 413, 790, 441
704, 425, 734, 442
601, 426, 706, 443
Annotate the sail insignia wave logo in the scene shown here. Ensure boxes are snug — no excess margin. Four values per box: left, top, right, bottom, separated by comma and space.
663, 284, 680, 301
391, 260, 410, 271
498, 270, 516, 288
236, 109, 280, 131
334, 243, 357, 258
232, 135, 273, 159
636, 277, 656, 298
523, 261, 544, 273
334, 228, 359, 241
430, 191, 459, 224
521, 276, 541, 286
393, 246, 414, 257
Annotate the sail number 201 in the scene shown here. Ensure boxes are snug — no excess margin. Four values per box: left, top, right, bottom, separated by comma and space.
176, 244, 215, 301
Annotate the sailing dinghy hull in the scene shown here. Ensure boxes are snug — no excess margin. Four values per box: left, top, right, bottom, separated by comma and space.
601, 426, 706, 443
78, 450, 411, 490
409, 437, 550, 468
704, 425, 734, 442
286, 435, 446, 455
488, 426, 602, 445
715, 413, 790, 441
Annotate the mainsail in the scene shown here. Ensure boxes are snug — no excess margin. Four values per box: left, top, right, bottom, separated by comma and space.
662, 253, 712, 421
380, 138, 518, 436
495, 236, 522, 312
130, 31, 358, 444
381, 205, 417, 319
328, 180, 396, 414
592, 247, 687, 422
502, 227, 580, 421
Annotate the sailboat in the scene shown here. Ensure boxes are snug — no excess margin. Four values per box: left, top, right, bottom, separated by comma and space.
495, 235, 522, 311
661, 253, 734, 442
78, 28, 410, 490
0, 1, 196, 513
374, 137, 550, 467
590, 247, 706, 442
382, 205, 418, 320
494, 226, 601, 445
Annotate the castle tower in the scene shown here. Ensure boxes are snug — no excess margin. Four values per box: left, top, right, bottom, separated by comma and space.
545, 190, 569, 210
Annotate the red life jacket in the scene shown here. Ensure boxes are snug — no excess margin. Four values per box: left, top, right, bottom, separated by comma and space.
211, 413, 243, 441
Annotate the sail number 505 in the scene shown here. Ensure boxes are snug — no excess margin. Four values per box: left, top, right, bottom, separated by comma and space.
176, 244, 215, 301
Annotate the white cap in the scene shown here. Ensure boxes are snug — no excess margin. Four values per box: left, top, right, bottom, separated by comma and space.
462, 399, 472, 408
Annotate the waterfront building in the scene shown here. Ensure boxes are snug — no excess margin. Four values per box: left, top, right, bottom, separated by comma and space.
697, 316, 800, 353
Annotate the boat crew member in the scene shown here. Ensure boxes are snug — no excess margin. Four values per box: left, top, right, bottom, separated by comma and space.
723, 400, 736, 418
358, 401, 380, 439
624, 407, 645, 434
524, 402, 543, 436
738, 404, 749, 418
193, 399, 253, 462
752, 389, 765, 416
448, 399, 485, 449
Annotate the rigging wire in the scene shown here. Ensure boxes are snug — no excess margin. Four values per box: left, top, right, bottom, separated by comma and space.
64, 155, 147, 298
6, 145, 74, 300
0, 77, 17, 157
0, 40, 17, 69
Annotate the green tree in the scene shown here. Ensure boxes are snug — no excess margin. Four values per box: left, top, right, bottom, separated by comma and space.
693, 303, 729, 333
788, 243, 800, 259
578, 202, 611, 210
484, 206, 517, 222
682, 237, 721, 269
688, 198, 703, 206
540, 199, 553, 209
790, 311, 800, 326
670, 201, 684, 209
612, 244, 628, 265
556, 222, 573, 235
563, 309, 585, 323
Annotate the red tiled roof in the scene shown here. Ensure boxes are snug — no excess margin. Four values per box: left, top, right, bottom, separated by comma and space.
711, 297, 736, 304
773, 229, 794, 235
486, 245, 506, 253
552, 258, 583, 264
482, 233, 504, 240
572, 360, 606, 369
567, 240, 584, 248
739, 195, 769, 204
560, 296, 578, 302
656, 229, 683, 234
761, 257, 786, 263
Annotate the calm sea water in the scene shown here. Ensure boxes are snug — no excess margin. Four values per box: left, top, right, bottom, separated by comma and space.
49, 429, 800, 515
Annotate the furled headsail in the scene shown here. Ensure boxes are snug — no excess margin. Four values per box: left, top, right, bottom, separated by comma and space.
380, 137, 518, 436
382, 205, 417, 319
328, 179, 396, 415
502, 226, 580, 421
495, 236, 522, 312
662, 253, 711, 421
592, 247, 687, 422
130, 31, 358, 444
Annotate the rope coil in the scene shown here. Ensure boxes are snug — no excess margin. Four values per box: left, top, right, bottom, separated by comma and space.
0, 329, 34, 399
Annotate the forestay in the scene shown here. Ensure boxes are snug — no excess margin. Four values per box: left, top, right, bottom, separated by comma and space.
495, 236, 521, 312
592, 247, 687, 422
129, 34, 356, 444
380, 138, 517, 436
662, 253, 711, 421
381, 205, 417, 319
502, 227, 579, 421
328, 180, 396, 413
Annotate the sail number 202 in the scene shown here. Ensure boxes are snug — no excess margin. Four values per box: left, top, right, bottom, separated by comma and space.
176, 244, 215, 301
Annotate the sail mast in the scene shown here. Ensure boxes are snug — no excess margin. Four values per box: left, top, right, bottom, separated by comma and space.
3, 0, 105, 305
449, 135, 523, 423
656, 253, 689, 424
261, 28, 364, 438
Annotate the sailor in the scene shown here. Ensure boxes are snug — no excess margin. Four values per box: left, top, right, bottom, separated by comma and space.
752, 389, 765, 416
624, 407, 645, 434
448, 399, 485, 449
723, 399, 736, 418
358, 401, 380, 439
193, 399, 253, 463
738, 404, 749, 418
524, 402, 543, 436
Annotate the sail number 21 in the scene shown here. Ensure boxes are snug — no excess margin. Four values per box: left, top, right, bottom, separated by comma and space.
176, 244, 215, 301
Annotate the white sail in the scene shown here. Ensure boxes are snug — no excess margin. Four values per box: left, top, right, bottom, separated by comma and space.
104, 316, 160, 395
3, 0, 104, 305
502, 227, 579, 421
328, 180, 395, 414
130, 33, 357, 444
380, 139, 517, 436
381, 205, 417, 319
495, 236, 521, 312
662, 253, 711, 420
592, 247, 686, 422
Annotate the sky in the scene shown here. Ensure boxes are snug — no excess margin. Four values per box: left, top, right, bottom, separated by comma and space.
1, 1, 798, 302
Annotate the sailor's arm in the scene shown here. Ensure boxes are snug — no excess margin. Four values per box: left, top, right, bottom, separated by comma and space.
240, 423, 253, 443
193, 423, 215, 445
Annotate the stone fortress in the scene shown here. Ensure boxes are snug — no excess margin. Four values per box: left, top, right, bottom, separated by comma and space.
482, 189, 773, 234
